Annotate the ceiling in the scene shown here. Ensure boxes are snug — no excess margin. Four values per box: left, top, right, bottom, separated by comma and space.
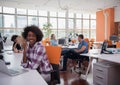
0, 0, 120, 13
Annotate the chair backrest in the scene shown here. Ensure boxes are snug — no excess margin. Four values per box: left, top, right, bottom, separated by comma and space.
41, 39, 51, 46
107, 40, 112, 46
116, 42, 120, 48
84, 38, 89, 43
45, 46, 62, 64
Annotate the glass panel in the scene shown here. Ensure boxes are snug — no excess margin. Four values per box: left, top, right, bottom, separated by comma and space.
91, 20, 96, 29
50, 18, 57, 29
0, 14, 2, 27
76, 19, 82, 29
91, 14, 96, 19
3, 29, 16, 39
28, 10, 37, 15
39, 17, 47, 28
83, 29, 89, 38
76, 13, 82, 18
90, 29, 96, 39
3, 15, 15, 28
58, 12, 65, 17
39, 10, 47, 16
83, 14, 89, 19
3, 7, 15, 14
0, 29, 4, 36
0, 6, 2, 13
58, 18, 65, 29
75, 30, 82, 35
28, 17, 38, 26
68, 19, 74, 29
16, 29, 23, 36
50, 11, 57, 17
17, 8, 27, 15
58, 30, 66, 38
69, 13, 74, 18
17, 16, 27, 28
83, 20, 89, 29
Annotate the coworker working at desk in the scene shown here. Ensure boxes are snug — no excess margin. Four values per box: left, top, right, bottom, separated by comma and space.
21, 25, 52, 83
50, 34, 58, 46
61, 34, 88, 71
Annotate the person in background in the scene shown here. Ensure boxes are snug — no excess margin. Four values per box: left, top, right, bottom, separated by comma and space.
61, 34, 88, 71
11, 35, 23, 53
50, 34, 58, 46
21, 25, 52, 83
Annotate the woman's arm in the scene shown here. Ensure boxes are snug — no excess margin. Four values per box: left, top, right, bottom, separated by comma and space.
22, 41, 28, 63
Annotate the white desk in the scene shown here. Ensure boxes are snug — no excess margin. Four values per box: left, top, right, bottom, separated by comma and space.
81, 49, 120, 79
0, 51, 48, 85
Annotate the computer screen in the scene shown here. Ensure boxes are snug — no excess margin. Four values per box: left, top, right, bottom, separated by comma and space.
58, 38, 66, 45
110, 35, 118, 42
0, 33, 3, 53
101, 41, 108, 54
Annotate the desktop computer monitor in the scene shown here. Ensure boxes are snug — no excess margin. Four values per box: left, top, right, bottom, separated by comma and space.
58, 38, 66, 45
101, 41, 113, 54
0, 33, 3, 52
101, 41, 108, 54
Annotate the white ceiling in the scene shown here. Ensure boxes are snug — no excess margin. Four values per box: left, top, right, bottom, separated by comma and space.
0, 0, 120, 13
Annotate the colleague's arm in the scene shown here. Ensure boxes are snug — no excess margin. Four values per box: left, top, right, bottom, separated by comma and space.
74, 45, 86, 53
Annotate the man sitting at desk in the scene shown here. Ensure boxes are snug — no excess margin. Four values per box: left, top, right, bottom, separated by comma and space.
61, 34, 88, 71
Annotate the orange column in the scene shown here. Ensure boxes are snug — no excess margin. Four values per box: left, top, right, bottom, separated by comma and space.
96, 8, 115, 41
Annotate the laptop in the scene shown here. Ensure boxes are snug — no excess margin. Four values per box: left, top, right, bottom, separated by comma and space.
0, 60, 28, 76
101, 41, 113, 54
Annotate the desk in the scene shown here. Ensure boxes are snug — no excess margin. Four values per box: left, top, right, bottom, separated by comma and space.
0, 51, 48, 85
81, 49, 120, 79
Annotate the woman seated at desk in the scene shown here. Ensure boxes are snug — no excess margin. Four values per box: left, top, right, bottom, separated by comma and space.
21, 25, 52, 83
11, 35, 23, 53
50, 34, 58, 46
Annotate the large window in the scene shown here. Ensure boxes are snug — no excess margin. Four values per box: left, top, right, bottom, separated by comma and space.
83, 20, 89, 29
17, 16, 27, 28
50, 18, 57, 29
68, 19, 74, 29
76, 19, 82, 29
58, 18, 65, 29
3, 7, 15, 14
28, 10, 37, 15
39, 10, 47, 16
0, 14, 2, 27
39, 17, 47, 28
17, 8, 27, 15
28, 17, 38, 26
3, 15, 15, 28
0, 6, 2, 13
50, 12, 57, 17
0, 6, 96, 39
58, 12, 65, 17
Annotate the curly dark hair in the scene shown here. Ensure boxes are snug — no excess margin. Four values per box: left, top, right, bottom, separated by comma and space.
22, 25, 43, 42
11, 35, 18, 42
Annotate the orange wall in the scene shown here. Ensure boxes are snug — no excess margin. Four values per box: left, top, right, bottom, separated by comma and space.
96, 8, 115, 41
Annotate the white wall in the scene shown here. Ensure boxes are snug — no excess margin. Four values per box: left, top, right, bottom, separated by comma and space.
115, 5, 120, 22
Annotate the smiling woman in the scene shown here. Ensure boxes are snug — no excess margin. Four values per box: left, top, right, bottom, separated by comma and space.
21, 25, 52, 83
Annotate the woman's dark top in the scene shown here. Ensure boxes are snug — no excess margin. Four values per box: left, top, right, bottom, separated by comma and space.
13, 42, 22, 50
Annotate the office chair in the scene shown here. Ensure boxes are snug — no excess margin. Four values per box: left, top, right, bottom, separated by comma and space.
45, 46, 62, 84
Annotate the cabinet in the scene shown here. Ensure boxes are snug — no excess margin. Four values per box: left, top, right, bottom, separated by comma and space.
93, 62, 120, 85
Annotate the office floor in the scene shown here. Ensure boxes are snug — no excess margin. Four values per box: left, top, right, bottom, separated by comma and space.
59, 59, 95, 85
59, 71, 92, 85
